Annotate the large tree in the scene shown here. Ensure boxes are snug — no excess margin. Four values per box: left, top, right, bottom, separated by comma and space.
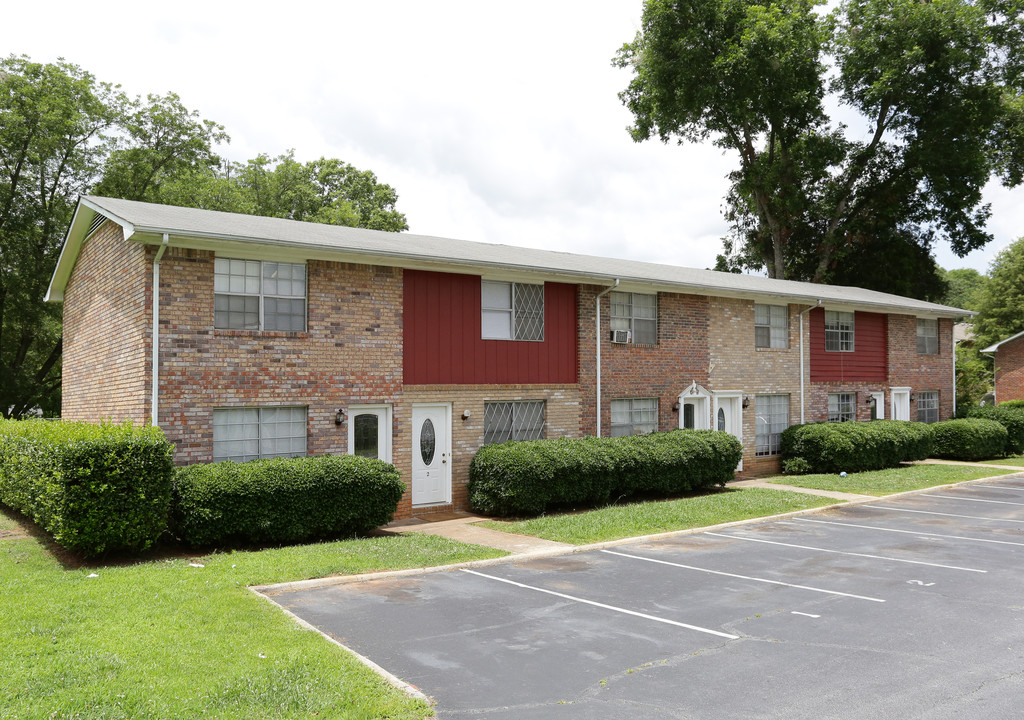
972, 236, 1024, 350
616, 0, 1024, 298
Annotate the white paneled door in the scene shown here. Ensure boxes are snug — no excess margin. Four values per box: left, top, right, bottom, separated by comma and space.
411, 404, 451, 506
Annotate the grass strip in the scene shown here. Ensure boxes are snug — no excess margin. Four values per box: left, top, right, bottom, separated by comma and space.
0, 507, 505, 720
768, 463, 1007, 496
476, 487, 836, 545
975, 455, 1024, 467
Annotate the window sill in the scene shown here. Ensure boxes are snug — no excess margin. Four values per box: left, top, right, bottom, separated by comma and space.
214, 329, 309, 339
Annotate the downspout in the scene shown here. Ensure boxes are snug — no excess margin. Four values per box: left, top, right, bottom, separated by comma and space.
595, 279, 620, 437
798, 300, 822, 424
952, 329, 958, 418
151, 234, 170, 426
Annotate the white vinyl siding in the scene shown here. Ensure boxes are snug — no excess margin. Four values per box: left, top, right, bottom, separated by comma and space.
610, 398, 658, 436
213, 406, 307, 462
214, 258, 306, 331
755, 304, 788, 348
609, 292, 657, 345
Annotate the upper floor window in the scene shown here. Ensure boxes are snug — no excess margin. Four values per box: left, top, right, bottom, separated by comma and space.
825, 310, 855, 352
483, 401, 546, 443
755, 394, 789, 456
828, 392, 856, 422
610, 397, 658, 436
214, 258, 306, 331
755, 304, 788, 348
481, 281, 544, 341
213, 406, 307, 462
917, 318, 938, 355
610, 292, 657, 345
917, 391, 939, 423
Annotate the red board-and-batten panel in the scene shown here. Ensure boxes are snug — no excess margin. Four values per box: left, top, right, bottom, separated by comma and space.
403, 269, 578, 385
809, 307, 888, 383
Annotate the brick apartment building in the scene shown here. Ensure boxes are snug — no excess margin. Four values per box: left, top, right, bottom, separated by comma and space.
47, 196, 968, 517
982, 331, 1024, 404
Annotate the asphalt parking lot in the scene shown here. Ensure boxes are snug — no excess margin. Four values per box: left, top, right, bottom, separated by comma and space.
269, 478, 1024, 719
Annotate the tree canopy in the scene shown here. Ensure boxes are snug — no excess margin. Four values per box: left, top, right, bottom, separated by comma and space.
615, 0, 1024, 299
0, 54, 408, 417
972, 236, 1024, 350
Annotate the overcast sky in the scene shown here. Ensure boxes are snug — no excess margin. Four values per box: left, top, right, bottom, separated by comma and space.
6, 1, 1022, 276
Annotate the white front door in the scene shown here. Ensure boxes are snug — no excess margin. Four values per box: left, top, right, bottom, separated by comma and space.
411, 404, 451, 506
714, 394, 743, 471
891, 388, 911, 421
869, 392, 885, 421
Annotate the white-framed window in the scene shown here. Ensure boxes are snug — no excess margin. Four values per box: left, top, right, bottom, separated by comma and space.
755, 304, 789, 348
212, 406, 307, 462
481, 281, 544, 341
610, 397, 658, 436
917, 318, 938, 355
825, 310, 855, 352
610, 292, 657, 345
828, 393, 856, 422
214, 258, 307, 331
483, 401, 546, 443
755, 395, 789, 456
917, 391, 939, 423
348, 405, 393, 462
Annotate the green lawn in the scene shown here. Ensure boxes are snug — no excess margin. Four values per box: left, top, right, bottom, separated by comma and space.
476, 487, 836, 545
0, 507, 506, 720
979, 455, 1024, 467
768, 463, 1007, 496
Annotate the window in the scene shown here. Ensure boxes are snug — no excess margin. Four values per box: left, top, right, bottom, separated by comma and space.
610, 292, 657, 345
917, 391, 939, 423
917, 318, 938, 355
481, 281, 544, 341
755, 395, 789, 456
755, 304, 788, 348
828, 393, 856, 422
213, 406, 307, 462
348, 405, 392, 462
214, 258, 306, 331
824, 310, 855, 352
483, 401, 546, 443
610, 398, 658, 436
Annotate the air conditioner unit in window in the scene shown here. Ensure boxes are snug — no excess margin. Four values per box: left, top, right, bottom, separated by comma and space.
610, 329, 632, 344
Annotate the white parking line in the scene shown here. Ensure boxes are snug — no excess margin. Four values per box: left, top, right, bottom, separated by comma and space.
973, 484, 1024, 491
703, 532, 986, 573
931, 494, 1024, 507
460, 569, 739, 640
797, 518, 1024, 547
600, 550, 885, 603
863, 505, 1024, 523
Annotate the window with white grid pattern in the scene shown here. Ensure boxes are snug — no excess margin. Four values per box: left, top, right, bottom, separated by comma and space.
214, 258, 306, 331
483, 401, 546, 444
755, 304, 788, 348
828, 393, 856, 422
825, 310, 854, 352
917, 319, 938, 355
609, 292, 657, 345
213, 406, 307, 462
610, 398, 659, 437
481, 281, 545, 341
755, 395, 789, 456
917, 391, 939, 423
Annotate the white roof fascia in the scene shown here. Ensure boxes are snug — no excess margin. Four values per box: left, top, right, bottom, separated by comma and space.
46, 197, 136, 302
981, 329, 1024, 354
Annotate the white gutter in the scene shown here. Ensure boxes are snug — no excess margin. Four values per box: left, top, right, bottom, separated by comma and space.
952, 332, 958, 418
798, 300, 822, 424
595, 279, 620, 437
151, 234, 170, 426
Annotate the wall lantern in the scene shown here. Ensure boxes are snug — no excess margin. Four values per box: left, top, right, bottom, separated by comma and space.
672, 401, 681, 412
462, 409, 472, 421
742, 397, 751, 409
334, 409, 346, 426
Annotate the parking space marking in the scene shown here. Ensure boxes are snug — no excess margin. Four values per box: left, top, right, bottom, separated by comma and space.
601, 550, 885, 602
973, 484, 1024, 491
797, 518, 1024, 547
703, 532, 987, 573
862, 505, 1024, 523
931, 494, 1024, 507
460, 569, 739, 640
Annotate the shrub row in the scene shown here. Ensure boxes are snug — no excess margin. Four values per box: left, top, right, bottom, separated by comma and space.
965, 405, 1024, 455
929, 418, 1008, 461
468, 430, 742, 517
780, 420, 933, 474
0, 419, 174, 556
171, 454, 405, 547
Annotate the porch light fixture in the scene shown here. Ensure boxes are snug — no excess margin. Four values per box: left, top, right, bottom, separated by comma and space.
742, 397, 750, 409
672, 401, 680, 412
462, 409, 472, 420
334, 409, 346, 426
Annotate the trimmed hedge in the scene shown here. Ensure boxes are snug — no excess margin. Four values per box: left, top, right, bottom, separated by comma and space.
930, 418, 1008, 461
0, 419, 174, 556
780, 420, 933, 474
467, 430, 742, 517
965, 405, 1024, 455
172, 454, 404, 546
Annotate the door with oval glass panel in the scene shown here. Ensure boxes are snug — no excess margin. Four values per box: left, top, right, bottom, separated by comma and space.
411, 404, 451, 506
348, 405, 392, 462
713, 393, 743, 471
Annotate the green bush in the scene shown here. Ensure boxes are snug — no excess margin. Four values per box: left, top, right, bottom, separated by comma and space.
998, 399, 1024, 409
172, 454, 404, 546
780, 420, 933, 474
930, 418, 1008, 461
965, 405, 1024, 454
0, 419, 174, 556
467, 430, 742, 517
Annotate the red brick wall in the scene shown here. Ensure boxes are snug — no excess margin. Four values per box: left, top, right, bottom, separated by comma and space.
887, 315, 954, 420
62, 221, 150, 423
993, 335, 1024, 403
